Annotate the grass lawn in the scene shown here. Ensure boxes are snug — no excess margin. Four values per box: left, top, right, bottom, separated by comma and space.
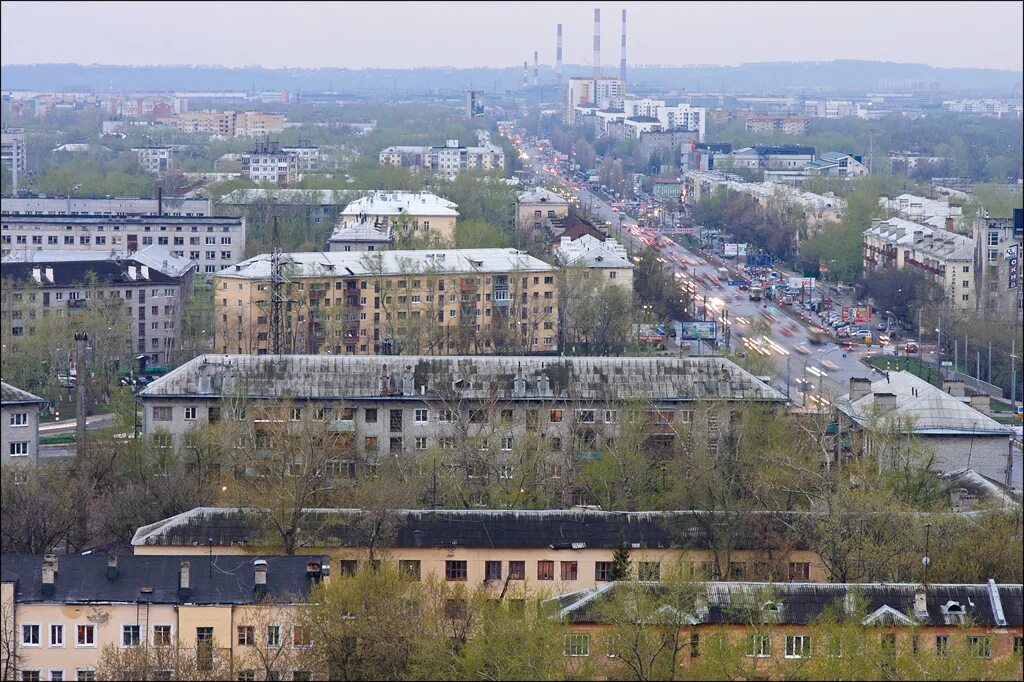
865, 355, 943, 387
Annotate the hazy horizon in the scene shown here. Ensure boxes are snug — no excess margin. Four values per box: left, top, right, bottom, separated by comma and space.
2, 1, 1022, 72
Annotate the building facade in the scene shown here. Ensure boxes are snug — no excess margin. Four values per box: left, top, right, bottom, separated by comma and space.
240, 141, 300, 185
212, 249, 559, 355
132, 145, 174, 174
1, 195, 212, 217
564, 78, 626, 124
1, 247, 196, 365
325, 218, 393, 252
1, 128, 28, 176
378, 140, 505, 178
339, 191, 459, 243
862, 218, 975, 309
973, 210, 1023, 317
1, 380, 46, 467
745, 115, 808, 136
515, 187, 570, 235
553, 234, 634, 290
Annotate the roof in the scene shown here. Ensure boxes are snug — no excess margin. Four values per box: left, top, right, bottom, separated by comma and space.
864, 218, 974, 262
132, 507, 806, 551
138, 354, 788, 404
0, 380, 46, 406
942, 468, 1020, 509
0, 213, 242, 227
0, 553, 327, 605
1, 245, 196, 285
550, 214, 607, 242
219, 188, 350, 206
341, 191, 458, 218
517, 187, 569, 206
838, 372, 1011, 436
326, 218, 393, 244
217, 248, 553, 280
555, 580, 1022, 627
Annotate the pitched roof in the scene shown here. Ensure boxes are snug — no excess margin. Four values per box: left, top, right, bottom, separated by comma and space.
838, 372, 1011, 436
138, 354, 788, 403
219, 188, 350, 206
0, 553, 328, 605
326, 218, 393, 244
0, 380, 46, 405
341, 191, 458, 218
132, 507, 807, 551
517, 187, 569, 205
555, 580, 1022, 627
864, 218, 974, 261
1, 246, 195, 285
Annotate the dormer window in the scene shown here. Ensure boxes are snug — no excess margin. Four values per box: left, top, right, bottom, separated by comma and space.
941, 601, 966, 624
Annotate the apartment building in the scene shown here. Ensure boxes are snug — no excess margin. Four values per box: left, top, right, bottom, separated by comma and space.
726, 146, 816, 172
130, 508, 824, 595
325, 218, 393, 252
0, 246, 196, 365
1, 553, 327, 682
281, 143, 320, 173
744, 115, 808, 136
623, 116, 662, 139
1, 195, 212, 217
378, 139, 505, 178
234, 112, 286, 137
973, 210, 1023, 317
862, 218, 975, 309
240, 141, 300, 185
161, 111, 286, 138
803, 152, 869, 178
553, 233, 634, 290
1, 380, 46, 467
564, 77, 626, 124
558, 580, 1023, 672
880, 193, 965, 231
0, 202, 244, 276
131, 145, 174, 174
639, 130, 699, 169
212, 249, 559, 355
339, 191, 459, 243
1, 128, 27, 175
515, 187, 570, 235
218, 188, 346, 228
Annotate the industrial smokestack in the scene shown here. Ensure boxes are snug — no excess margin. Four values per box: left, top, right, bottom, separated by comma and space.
533, 51, 539, 87
522, 61, 529, 90
620, 9, 627, 83
593, 8, 601, 78
556, 24, 563, 85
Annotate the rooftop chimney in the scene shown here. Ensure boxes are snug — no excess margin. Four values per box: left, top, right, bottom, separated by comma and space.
619, 9, 627, 83
593, 8, 601, 78
42, 554, 57, 597
874, 392, 898, 411
107, 555, 118, 581
556, 24, 563, 85
254, 559, 268, 596
179, 561, 191, 599
533, 51, 539, 87
914, 585, 928, 617
942, 379, 966, 397
849, 377, 872, 402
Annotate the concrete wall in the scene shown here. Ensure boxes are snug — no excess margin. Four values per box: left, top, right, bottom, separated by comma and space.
1, 401, 41, 466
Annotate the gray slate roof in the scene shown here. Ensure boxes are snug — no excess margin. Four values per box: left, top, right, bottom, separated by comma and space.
1, 553, 328, 605
556, 580, 1023, 627
139, 354, 788, 403
0, 380, 46, 405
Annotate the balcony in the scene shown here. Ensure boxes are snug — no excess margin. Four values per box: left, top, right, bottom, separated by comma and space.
328, 418, 355, 433
493, 288, 511, 306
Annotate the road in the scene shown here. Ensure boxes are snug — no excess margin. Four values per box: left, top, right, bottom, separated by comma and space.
516, 137, 881, 406
39, 413, 116, 435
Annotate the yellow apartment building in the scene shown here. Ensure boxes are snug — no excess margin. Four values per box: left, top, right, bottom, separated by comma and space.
339, 191, 460, 244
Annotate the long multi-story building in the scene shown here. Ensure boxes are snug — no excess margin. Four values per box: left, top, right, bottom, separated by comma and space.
1, 380, 46, 467
213, 249, 558, 356
339, 191, 459, 243
1, 196, 244, 275
379, 139, 505, 178
1, 553, 327, 682
880, 193, 966, 231
240, 141, 300, 185
131, 145, 175, 174
973, 210, 1023, 317
160, 111, 286, 138
1, 128, 28, 177
862, 218, 975, 309
744, 115, 808, 136
564, 77, 626, 124
1, 246, 195, 365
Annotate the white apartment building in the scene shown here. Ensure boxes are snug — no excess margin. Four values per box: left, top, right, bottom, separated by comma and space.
340, 191, 459, 242
1, 380, 46, 467
131, 146, 174, 174
879, 194, 965, 231
240, 141, 300, 185
378, 140, 505, 178
1, 128, 28, 175
617, 99, 706, 139
281, 144, 320, 172
553, 233, 634, 290
1, 195, 212, 216
564, 77, 626, 124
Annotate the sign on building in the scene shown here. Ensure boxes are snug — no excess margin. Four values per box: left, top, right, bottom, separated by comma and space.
1007, 243, 1019, 290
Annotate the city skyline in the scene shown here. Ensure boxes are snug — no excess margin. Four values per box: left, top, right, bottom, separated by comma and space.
2, 1, 1022, 72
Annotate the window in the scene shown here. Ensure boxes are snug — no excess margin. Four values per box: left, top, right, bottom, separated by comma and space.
747, 634, 771, 658
564, 633, 590, 657
152, 406, 172, 421
292, 672, 312, 682
50, 624, 64, 647
549, 409, 563, 423
438, 409, 454, 422
153, 625, 171, 647
121, 625, 140, 647
10, 412, 28, 426
509, 561, 526, 580
292, 625, 312, 648
20, 671, 40, 681
603, 410, 617, 424
337, 560, 357, 576
75, 625, 95, 647
76, 670, 96, 681
9, 442, 29, 456
595, 561, 614, 582
575, 409, 595, 423
49, 673, 64, 682
446, 560, 468, 581
638, 561, 661, 581
561, 561, 578, 581
184, 406, 197, 420
785, 635, 811, 658
968, 636, 992, 659
22, 624, 40, 646
414, 408, 428, 423
935, 635, 949, 657
399, 560, 421, 580
238, 672, 255, 682
415, 436, 428, 450
364, 436, 378, 450
196, 627, 214, 672
537, 560, 555, 581
266, 625, 281, 648
364, 408, 378, 423
788, 562, 810, 580
237, 625, 255, 646
485, 561, 503, 581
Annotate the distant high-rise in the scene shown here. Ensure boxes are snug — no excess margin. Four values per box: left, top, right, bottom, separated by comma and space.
533, 51, 539, 87
522, 61, 528, 90
556, 23, 563, 85
593, 8, 601, 78
620, 9, 627, 84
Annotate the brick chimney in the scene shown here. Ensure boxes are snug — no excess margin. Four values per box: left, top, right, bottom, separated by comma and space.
942, 379, 966, 397
874, 392, 897, 411
849, 377, 872, 402
254, 559, 268, 596
41, 554, 58, 597
107, 555, 118, 581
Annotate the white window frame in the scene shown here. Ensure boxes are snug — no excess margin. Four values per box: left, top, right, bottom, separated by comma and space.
50, 623, 64, 647
414, 408, 429, 424
75, 624, 96, 648
266, 624, 281, 648
152, 624, 173, 647
9, 441, 29, 456
48, 671, 64, 682
564, 633, 590, 657
785, 634, 810, 659
183, 406, 197, 421
121, 624, 141, 647
747, 634, 771, 658
10, 412, 28, 426
75, 670, 96, 682
21, 623, 41, 647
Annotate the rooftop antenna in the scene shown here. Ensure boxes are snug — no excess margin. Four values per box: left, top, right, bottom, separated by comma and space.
270, 215, 284, 355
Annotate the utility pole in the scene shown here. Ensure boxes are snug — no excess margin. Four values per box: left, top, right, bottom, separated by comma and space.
74, 332, 88, 459
270, 216, 284, 355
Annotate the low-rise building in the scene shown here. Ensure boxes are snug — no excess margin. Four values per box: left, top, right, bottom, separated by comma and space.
340, 191, 459, 243
803, 151, 869, 178
240, 141, 300, 185
744, 115, 808, 136
836, 373, 1018, 486
131, 145, 175, 174
1, 553, 326, 681
212, 249, 558, 355
1, 195, 212, 217
880, 193, 965, 231
862, 218, 975, 309
325, 218, 393, 252
217, 188, 348, 228
1, 128, 27, 177
1, 246, 196, 365
725, 145, 816, 173
973, 210, 1023, 317
1, 380, 46, 467
515, 187, 570, 235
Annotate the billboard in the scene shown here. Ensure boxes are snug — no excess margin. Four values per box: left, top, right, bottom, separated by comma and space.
1007, 243, 1019, 290
788, 276, 816, 291
841, 305, 872, 323
679, 321, 717, 341
723, 243, 746, 257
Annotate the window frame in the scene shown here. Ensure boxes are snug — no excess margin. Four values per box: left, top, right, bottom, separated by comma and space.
49, 623, 64, 648
785, 634, 811, 659
21, 623, 41, 647
74, 624, 96, 648
121, 624, 141, 647
564, 633, 590, 657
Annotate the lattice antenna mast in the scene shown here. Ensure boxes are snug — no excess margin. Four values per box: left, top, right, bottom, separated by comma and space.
270, 215, 284, 355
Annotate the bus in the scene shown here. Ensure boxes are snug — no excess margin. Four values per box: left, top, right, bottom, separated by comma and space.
749, 286, 763, 302
807, 326, 827, 345
718, 267, 730, 280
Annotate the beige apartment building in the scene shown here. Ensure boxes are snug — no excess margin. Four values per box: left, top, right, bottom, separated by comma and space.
515, 187, 570, 235
862, 218, 975, 309
1, 553, 326, 682
973, 212, 1023, 317
160, 111, 285, 138
213, 249, 559, 356
340, 191, 459, 243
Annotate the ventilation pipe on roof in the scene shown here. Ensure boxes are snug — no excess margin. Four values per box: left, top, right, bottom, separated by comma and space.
913, 585, 928, 619
107, 555, 118, 581
254, 559, 268, 596
42, 554, 58, 596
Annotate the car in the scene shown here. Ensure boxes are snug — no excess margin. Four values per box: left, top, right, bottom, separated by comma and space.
904, 342, 920, 354
876, 321, 888, 331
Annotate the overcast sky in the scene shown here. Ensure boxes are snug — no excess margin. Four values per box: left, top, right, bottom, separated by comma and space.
2, 1, 1022, 71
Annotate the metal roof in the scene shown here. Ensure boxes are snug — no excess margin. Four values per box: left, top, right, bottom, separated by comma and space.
341, 191, 458, 218
0, 380, 46, 406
